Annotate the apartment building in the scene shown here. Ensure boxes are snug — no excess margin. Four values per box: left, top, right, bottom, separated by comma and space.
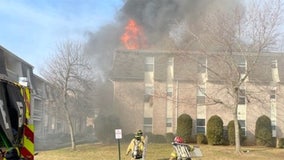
0, 46, 61, 142
111, 49, 284, 144
0, 46, 93, 149
0, 46, 45, 134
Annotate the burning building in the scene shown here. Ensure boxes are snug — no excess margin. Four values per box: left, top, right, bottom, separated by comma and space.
85, 0, 284, 145
111, 48, 284, 145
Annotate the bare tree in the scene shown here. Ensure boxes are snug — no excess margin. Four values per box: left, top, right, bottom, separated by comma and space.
41, 41, 94, 150
195, 0, 282, 153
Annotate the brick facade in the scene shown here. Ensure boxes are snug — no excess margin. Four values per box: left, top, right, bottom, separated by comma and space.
111, 50, 284, 144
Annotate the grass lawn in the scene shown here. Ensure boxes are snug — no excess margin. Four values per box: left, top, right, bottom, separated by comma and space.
35, 143, 284, 160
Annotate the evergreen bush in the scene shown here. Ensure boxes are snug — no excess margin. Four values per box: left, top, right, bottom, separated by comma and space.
255, 115, 272, 146
176, 113, 193, 143
227, 120, 242, 145
165, 132, 175, 143
278, 138, 284, 148
206, 115, 223, 145
196, 133, 207, 144
152, 134, 166, 143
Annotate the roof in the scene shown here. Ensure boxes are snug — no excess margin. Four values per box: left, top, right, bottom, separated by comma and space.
111, 49, 284, 84
0, 45, 34, 68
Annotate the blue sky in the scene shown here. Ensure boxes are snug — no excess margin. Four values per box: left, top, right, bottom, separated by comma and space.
0, 0, 123, 74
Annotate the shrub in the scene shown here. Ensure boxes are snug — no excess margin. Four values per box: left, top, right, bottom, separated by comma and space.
255, 115, 272, 146
165, 132, 175, 143
227, 120, 243, 145
196, 133, 207, 144
176, 113, 193, 143
146, 133, 166, 143
278, 138, 284, 148
206, 115, 223, 145
152, 134, 166, 143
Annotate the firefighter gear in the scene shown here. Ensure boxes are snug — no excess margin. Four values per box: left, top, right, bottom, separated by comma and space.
136, 130, 145, 143
126, 135, 144, 160
169, 136, 193, 160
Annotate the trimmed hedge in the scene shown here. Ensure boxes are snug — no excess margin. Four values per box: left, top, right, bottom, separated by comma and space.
176, 113, 193, 143
255, 115, 272, 146
196, 133, 207, 144
227, 120, 242, 145
278, 138, 284, 148
165, 132, 175, 143
206, 115, 223, 145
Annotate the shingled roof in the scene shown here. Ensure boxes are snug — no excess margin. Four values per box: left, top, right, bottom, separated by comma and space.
111, 49, 284, 84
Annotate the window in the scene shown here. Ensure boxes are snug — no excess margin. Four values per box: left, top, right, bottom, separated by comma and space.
238, 89, 246, 105
166, 118, 172, 127
145, 64, 154, 72
198, 64, 206, 73
197, 86, 205, 96
271, 59, 277, 68
238, 97, 245, 105
270, 89, 276, 99
144, 94, 153, 102
144, 86, 154, 102
145, 57, 154, 72
197, 85, 206, 105
144, 118, 152, 125
272, 120, 276, 137
145, 86, 154, 95
238, 65, 246, 74
144, 117, 153, 132
237, 58, 246, 74
198, 57, 207, 73
197, 119, 205, 126
196, 119, 206, 134
197, 96, 205, 105
238, 120, 246, 136
167, 87, 173, 97
168, 57, 173, 65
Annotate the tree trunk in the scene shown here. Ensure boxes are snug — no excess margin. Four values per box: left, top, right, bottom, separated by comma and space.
63, 90, 76, 150
65, 110, 76, 150
234, 103, 241, 153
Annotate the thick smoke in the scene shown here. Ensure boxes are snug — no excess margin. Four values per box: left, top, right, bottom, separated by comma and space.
84, 0, 241, 80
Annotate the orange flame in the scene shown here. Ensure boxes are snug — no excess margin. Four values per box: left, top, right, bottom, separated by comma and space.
121, 19, 146, 49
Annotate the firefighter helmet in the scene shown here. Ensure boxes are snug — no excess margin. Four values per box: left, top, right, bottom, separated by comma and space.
174, 136, 183, 143
136, 129, 143, 136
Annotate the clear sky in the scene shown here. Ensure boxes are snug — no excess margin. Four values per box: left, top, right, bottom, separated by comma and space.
0, 0, 123, 74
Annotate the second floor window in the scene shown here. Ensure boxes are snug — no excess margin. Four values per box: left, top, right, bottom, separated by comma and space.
238, 89, 246, 105
271, 59, 277, 68
145, 57, 154, 72
197, 85, 205, 105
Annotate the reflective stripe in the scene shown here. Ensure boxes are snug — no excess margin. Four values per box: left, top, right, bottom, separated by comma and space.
20, 124, 34, 160
24, 87, 31, 119
21, 87, 31, 119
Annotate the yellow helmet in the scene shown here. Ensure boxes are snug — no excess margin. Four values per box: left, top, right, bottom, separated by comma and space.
136, 129, 143, 136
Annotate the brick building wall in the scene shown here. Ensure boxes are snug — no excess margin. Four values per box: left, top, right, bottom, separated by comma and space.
111, 50, 284, 144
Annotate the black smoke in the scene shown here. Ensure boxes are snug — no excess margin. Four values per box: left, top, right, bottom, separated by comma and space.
84, 0, 241, 80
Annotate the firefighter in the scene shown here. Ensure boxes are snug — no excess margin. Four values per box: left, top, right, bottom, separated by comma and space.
126, 133, 145, 160
169, 136, 193, 160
